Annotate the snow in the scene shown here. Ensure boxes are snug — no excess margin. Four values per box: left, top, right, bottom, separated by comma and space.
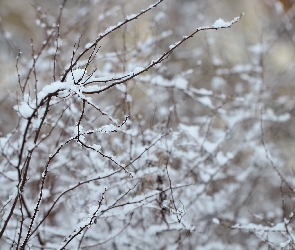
211, 76, 226, 89
231, 64, 254, 73
85, 43, 94, 49
96, 124, 117, 133
233, 222, 285, 232
92, 144, 101, 151
249, 43, 270, 55
219, 109, 252, 128
8, 187, 18, 200
2, 4, 292, 250
126, 14, 137, 20
169, 41, 180, 50
212, 218, 220, 224
73, 125, 83, 135
89, 205, 99, 214
116, 84, 126, 92
193, 88, 213, 95
174, 76, 188, 89
154, 12, 165, 21
76, 217, 91, 229
138, 74, 188, 89
132, 67, 144, 74
103, 25, 116, 34
197, 96, 214, 108
47, 47, 58, 55
212, 14, 244, 29
216, 151, 229, 165
83, 85, 105, 93
212, 18, 231, 28
66, 69, 85, 84
263, 108, 290, 122
17, 101, 34, 119
42, 189, 50, 199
